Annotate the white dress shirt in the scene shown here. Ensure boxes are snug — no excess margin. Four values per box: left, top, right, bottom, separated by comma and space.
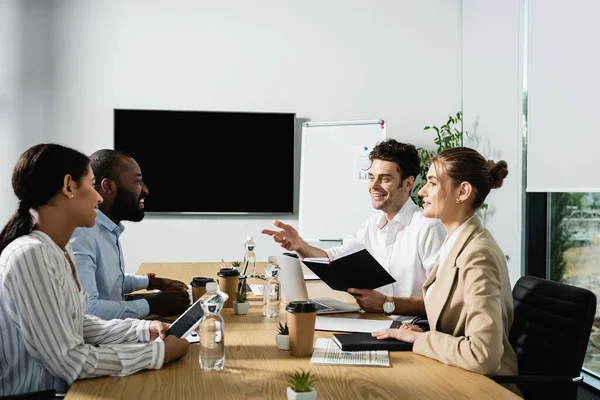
325, 198, 446, 297
425, 215, 475, 301
0, 230, 164, 396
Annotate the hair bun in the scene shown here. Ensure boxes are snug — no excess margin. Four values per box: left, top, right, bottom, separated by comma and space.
487, 160, 508, 189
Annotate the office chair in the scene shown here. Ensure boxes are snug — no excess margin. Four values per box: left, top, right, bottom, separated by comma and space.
0, 390, 56, 400
492, 275, 596, 400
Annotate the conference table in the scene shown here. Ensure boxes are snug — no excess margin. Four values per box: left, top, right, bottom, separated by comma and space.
65, 262, 520, 400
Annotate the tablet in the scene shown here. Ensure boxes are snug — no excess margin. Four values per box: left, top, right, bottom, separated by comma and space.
165, 298, 205, 338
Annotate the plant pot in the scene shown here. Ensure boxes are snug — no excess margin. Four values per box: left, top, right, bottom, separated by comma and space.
286, 387, 317, 400
276, 334, 290, 350
233, 302, 249, 315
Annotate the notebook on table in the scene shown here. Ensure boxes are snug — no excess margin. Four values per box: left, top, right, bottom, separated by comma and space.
333, 332, 413, 352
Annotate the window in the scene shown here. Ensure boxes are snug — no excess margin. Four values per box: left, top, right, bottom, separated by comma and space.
549, 193, 600, 377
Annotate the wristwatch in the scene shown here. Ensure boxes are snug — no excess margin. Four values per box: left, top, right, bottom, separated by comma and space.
383, 296, 395, 315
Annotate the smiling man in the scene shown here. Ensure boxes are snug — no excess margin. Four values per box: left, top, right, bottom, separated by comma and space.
262, 139, 446, 316
70, 149, 189, 320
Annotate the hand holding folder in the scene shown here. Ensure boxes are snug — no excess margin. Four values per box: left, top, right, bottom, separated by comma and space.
301, 245, 396, 292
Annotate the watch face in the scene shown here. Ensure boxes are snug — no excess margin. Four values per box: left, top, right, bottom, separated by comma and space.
383, 301, 394, 313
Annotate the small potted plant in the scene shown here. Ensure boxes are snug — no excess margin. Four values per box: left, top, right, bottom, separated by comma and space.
233, 291, 250, 315
287, 369, 317, 400
231, 261, 242, 271
276, 321, 290, 350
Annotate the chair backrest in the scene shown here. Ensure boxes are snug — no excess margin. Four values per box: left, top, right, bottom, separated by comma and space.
511, 275, 596, 398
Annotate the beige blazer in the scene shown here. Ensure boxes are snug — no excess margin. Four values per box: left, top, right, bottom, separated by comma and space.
413, 215, 518, 377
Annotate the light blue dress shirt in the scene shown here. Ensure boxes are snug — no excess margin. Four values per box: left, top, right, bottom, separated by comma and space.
70, 210, 150, 319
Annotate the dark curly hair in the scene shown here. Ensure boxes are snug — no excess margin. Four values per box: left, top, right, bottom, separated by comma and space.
89, 149, 131, 190
369, 139, 420, 181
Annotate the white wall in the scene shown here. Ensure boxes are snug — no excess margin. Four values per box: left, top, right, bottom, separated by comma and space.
40, 0, 463, 273
462, 0, 524, 285
0, 0, 20, 225
0, 0, 55, 226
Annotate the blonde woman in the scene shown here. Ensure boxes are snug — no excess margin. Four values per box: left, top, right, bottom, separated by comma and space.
373, 147, 518, 386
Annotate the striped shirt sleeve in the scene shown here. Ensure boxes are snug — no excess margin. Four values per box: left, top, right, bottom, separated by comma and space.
2, 244, 164, 384
82, 314, 150, 345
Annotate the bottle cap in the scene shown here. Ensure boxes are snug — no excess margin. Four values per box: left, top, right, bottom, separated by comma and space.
268, 256, 278, 263
285, 301, 317, 313
218, 267, 241, 277
190, 277, 214, 287
205, 282, 219, 292
247, 236, 253, 241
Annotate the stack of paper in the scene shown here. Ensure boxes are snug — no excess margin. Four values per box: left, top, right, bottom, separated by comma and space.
309, 338, 390, 367
315, 316, 394, 333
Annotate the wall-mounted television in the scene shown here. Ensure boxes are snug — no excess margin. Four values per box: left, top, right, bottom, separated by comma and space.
114, 109, 295, 214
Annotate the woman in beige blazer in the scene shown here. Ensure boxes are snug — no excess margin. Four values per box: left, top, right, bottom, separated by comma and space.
373, 147, 518, 379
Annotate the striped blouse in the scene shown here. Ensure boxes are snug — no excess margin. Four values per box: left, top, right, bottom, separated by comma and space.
0, 230, 165, 396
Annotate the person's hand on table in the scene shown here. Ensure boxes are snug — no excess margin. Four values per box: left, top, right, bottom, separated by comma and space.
149, 321, 170, 341
372, 324, 424, 343
398, 323, 424, 333
163, 335, 190, 364
147, 291, 190, 317
347, 288, 386, 312
148, 275, 188, 292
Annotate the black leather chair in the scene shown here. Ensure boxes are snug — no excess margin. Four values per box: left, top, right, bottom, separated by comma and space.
0, 390, 56, 400
493, 275, 596, 399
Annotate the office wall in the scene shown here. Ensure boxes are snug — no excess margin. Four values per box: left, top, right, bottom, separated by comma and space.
39, 0, 462, 273
0, 0, 55, 226
462, 0, 524, 285
0, 1, 19, 225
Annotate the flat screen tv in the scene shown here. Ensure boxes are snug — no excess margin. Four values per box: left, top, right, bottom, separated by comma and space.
114, 109, 295, 214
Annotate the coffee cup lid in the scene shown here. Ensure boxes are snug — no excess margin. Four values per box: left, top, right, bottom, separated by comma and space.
217, 268, 240, 277
190, 277, 214, 287
285, 301, 317, 313
283, 252, 299, 259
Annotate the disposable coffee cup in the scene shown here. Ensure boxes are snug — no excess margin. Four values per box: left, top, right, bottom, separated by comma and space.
191, 277, 214, 303
286, 301, 317, 357
217, 268, 240, 308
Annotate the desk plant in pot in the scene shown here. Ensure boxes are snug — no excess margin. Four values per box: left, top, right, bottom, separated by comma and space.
276, 321, 290, 350
231, 260, 242, 272
233, 291, 249, 315
287, 369, 317, 400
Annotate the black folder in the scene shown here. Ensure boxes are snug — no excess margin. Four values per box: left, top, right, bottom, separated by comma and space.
333, 333, 413, 352
301, 248, 396, 291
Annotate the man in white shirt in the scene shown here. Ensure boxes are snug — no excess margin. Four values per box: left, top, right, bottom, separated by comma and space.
262, 139, 446, 316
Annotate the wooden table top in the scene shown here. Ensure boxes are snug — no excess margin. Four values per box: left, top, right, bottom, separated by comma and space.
65, 262, 520, 400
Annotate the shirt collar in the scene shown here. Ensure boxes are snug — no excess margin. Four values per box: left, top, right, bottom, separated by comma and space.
376, 197, 418, 229
96, 209, 125, 237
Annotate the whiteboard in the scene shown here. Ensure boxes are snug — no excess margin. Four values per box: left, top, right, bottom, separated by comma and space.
299, 120, 386, 241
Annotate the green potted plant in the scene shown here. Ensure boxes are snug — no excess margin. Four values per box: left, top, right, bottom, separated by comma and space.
287, 369, 316, 400
233, 291, 249, 315
276, 321, 289, 350
231, 261, 242, 271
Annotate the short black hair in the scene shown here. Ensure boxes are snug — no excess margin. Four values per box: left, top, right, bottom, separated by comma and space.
369, 139, 420, 180
89, 149, 131, 189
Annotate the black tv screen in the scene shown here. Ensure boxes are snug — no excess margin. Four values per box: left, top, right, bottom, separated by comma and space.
114, 109, 295, 214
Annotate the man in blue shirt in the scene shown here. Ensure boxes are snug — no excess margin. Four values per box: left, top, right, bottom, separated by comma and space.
70, 149, 189, 319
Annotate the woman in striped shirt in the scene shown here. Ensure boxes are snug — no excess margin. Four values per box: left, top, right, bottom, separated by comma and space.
0, 144, 190, 396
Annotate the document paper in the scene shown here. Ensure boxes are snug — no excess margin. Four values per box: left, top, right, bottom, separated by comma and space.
310, 338, 390, 367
